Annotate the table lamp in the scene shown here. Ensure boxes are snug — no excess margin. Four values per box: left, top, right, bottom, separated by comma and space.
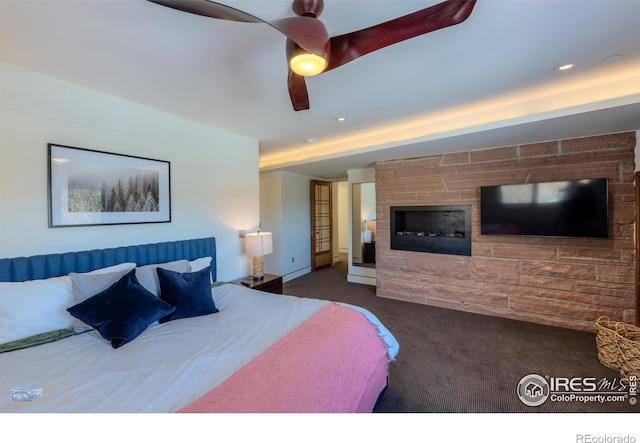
367, 220, 377, 242
245, 231, 273, 280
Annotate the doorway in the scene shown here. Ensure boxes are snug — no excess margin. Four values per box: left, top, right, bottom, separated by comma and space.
311, 180, 332, 271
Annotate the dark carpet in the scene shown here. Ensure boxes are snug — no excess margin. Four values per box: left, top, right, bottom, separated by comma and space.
283, 261, 639, 413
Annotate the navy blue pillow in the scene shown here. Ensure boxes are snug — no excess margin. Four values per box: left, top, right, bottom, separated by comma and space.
157, 266, 218, 323
67, 269, 175, 349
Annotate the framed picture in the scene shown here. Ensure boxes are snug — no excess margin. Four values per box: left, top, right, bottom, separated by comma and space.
48, 144, 171, 227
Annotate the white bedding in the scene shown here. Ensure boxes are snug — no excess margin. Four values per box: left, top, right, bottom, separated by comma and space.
0, 284, 397, 413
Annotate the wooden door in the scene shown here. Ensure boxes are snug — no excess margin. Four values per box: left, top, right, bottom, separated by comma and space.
311, 180, 332, 271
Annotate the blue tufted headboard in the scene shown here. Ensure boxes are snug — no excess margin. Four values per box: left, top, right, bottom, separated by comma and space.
0, 237, 216, 282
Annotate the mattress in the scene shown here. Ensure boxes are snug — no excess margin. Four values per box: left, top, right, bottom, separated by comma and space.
0, 283, 397, 413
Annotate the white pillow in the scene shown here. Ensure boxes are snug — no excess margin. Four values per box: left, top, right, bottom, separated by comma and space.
0, 263, 138, 344
189, 256, 213, 283
87, 262, 137, 275
189, 256, 212, 272
135, 260, 191, 297
0, 275, 74, 345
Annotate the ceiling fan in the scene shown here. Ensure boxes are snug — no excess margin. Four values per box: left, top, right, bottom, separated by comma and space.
147, 0, 477, 111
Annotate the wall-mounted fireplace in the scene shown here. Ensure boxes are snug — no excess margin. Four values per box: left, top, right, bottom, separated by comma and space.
390, 205, 471, 256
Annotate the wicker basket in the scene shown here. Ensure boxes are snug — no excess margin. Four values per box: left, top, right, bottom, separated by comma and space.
595, 316, 621, 371
615, 322, 640, 382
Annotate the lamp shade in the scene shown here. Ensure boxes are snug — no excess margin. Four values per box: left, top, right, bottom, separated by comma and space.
245, 232, 273, 256
366, 220, 376, 232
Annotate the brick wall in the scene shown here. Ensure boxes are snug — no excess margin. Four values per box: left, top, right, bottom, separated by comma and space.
375, 131, 637, 331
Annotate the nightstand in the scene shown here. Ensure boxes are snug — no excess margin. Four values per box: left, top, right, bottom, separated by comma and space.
363, 241, 376, 263
232, 274, 283, 294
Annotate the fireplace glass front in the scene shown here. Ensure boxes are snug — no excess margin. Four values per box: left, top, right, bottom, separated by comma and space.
390, 205, 471, 256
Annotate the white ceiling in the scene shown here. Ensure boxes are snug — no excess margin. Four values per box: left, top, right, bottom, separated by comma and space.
1, 0, 639, 179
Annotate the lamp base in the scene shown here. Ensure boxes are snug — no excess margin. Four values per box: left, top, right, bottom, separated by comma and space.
252, 255, 265, 280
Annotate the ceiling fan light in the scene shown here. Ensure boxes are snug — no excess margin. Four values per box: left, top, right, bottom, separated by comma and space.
290, 53, 327, 76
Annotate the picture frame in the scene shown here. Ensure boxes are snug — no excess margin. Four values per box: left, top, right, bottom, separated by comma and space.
48, 144, 171, 227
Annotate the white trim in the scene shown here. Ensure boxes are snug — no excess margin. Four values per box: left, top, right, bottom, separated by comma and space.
347, 273, 376, 286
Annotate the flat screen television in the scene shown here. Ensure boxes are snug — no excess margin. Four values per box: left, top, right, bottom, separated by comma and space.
480, 178, 608, 239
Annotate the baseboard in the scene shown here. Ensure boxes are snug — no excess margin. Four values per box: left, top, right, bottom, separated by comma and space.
283, 266, 312, 283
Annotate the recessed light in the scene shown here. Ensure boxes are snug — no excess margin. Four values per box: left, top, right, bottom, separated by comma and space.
555, 62, 575, 72
304, 138, 315, 144
336, 117, 347, 122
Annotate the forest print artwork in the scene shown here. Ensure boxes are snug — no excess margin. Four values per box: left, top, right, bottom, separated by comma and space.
49, 144, 170, 227
66, 164, 160, 213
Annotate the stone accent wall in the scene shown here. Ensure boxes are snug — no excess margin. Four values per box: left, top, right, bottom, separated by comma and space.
375, 132, 637, 331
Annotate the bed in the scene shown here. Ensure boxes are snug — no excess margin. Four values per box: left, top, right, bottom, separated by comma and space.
0, 237, 398, 413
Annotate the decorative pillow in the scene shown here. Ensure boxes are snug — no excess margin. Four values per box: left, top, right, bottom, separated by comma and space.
68, 263, 137, 332
157, 266, 218, 323
0, 275, 74, 345
135, 260, 190, 297
67, 269, 175, 349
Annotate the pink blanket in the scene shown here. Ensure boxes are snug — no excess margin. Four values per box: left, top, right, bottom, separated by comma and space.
178, 303, 388, 413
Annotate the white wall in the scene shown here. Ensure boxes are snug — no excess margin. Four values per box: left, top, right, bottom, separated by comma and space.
260, 171, 313, 282
258, 172, 283, 275
281, 172, 312, 279
0, 62, 259, 281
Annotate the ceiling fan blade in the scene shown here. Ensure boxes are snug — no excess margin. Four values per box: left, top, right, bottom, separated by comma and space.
146, 0, 263, 23
325, 0, 477, 72
287, 68, 310, 111
148, 1, 330, 59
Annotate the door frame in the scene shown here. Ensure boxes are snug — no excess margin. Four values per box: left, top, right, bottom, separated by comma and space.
347, 168, 377, 285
